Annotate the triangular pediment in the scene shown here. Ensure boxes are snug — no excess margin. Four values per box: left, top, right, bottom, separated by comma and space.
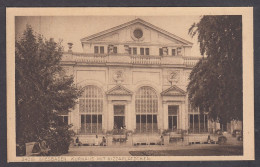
107, 85, 133, 96
81, 18, 192, 45
161, 85, 186, 96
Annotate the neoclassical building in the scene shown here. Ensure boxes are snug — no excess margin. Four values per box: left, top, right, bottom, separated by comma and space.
61, 18, 214, 136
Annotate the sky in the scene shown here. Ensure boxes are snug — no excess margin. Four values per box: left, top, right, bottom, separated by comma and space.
15, 16, 202, 57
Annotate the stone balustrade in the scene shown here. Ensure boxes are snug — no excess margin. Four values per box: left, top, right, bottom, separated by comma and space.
131, 55, 161, 65
62, 52, 201, 67
183, 56, 201, 66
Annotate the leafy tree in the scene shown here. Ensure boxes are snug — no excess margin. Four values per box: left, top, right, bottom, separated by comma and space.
16, 25, 80, 155
188, 16, 242, 124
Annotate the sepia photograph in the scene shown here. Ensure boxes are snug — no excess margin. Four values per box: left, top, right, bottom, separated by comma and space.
6, 7, 254, 162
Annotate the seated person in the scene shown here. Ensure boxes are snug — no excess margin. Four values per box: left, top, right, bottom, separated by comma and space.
39, 140, 50, 155
102, 136, 106, 146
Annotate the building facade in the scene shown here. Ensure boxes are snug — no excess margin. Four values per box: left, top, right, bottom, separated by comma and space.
61, 18, 214, 136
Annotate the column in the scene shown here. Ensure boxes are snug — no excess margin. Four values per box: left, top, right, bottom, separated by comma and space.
157, 97, 163, 131
107, 101, 114, 130
102, 99, 107, 132
163, 102, 168, 130
131, 98, 136, 132
71, 103, 80, 133
181, 101, 186, 130
184, 97, 189, 131
126, 101, 133, 131
125, 103, 128, 129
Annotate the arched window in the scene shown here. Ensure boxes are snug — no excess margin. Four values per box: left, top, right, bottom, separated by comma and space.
135, 86, 158, 133
79, 85, 103, 134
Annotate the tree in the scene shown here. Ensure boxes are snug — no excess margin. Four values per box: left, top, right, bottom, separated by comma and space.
16, 25, 80, 155
187, 16, 242, 124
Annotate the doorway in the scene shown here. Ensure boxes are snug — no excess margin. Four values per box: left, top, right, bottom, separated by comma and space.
168, 105, 178, 132
114, 105, 125, 129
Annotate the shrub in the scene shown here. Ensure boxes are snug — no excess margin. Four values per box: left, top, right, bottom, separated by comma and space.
218, 136, 227, 145
42, 124, 75, 155
216, 129, 223, 135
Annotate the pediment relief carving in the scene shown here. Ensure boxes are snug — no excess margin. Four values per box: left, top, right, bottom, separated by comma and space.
81, 18, 193, 46
161, 85, 186, 96
107, 85, 133, 96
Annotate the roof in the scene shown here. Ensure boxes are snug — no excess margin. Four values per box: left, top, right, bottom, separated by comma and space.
161, 85, 186, 96
81, 18, 193, 45
106, 84, 133, 96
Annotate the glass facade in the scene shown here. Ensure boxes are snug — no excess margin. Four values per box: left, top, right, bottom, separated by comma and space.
79, 85, 103, 134
135, 86, 158, 133
188, 104, 208, 133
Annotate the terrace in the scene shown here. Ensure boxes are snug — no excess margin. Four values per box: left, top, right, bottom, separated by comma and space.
61, 52, 201, 67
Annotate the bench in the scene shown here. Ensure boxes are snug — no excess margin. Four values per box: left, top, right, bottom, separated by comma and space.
75, 136, 102, 146
187, 134, 218, 144
132, 135, 161, 146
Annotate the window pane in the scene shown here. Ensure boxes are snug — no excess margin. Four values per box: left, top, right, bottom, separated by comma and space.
189, 114, 193, 127
64, 116, 68, 124
177, 47, 182, 55
173, 116, 177, 128
113, 47, 117, 53
168, 105, 178, 115
147, 115, 152, 123
159, 48, 163, 56
94, 46, 99, 53
153, 115, 157, 123
86, 115, 91, 123
172, 49, 176, 56
199, 114, 208, 132
140, 48, 144, 55
100, 46, 104, 54
141, 115, 146, 123
81, 115, 85, 133
169, 116, 172, 129
145, 48, 149, 55
136, 115, 140, 123
133, 47, 137, 55
92, 115, 97, 123
194, 115, 199, 133
114, 105, 125, 115
205, 115, 208, 131
98, 115, 102, 123
147, 115, 152, 132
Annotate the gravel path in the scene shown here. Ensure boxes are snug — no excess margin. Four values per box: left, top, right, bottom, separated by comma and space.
62, 143, 242, 156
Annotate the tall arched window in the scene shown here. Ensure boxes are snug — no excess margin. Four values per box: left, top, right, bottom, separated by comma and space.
79, 85, 103, 134
135, 86, 158, 133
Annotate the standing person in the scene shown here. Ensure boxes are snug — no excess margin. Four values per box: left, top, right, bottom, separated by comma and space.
160, 135, 164, 146
95, 135, 99, 146
102, 136, 106, 146
75, 137, 80, 147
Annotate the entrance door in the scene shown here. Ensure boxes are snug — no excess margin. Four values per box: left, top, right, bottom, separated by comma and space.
114, 105, 125, 129
114, 116, 124, 129
168, 105, 178, 132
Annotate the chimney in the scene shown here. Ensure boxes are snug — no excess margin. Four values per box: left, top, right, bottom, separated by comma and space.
68, 42, 73, 53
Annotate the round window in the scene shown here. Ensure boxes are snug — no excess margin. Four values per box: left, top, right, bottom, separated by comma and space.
133, 29, 143, 39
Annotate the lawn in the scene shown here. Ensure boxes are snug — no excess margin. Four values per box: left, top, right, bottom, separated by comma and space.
129, 145, 243, 156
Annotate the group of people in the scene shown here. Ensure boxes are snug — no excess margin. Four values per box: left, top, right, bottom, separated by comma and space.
113, 125, 126, 130
75, 135, 107, 146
